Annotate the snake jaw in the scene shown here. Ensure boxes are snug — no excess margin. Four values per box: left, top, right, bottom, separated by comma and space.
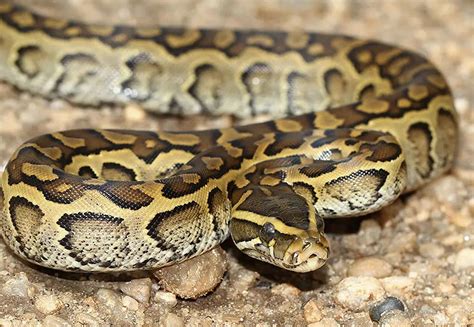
282, 233, 330, 272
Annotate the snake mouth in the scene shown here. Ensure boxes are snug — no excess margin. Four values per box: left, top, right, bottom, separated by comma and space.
281, 235, 330, 272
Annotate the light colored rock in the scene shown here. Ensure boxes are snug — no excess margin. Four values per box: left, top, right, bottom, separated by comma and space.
335, 277, 385, 310
347, 257, 393, 278
160, 313, 184, 327
454, 248, 474, 271
379, 312, 411, 327
418, 242, 445, 259
120, 278, 153, 303
122, 295, 139, 311
304, 298, 323, 323
95, 288, 123, 311
308, 317, 340, 327
154, 247, 227, 299
42, 315, 71, 327
380, 276, 415, 298
34, 294, 63, 315
2, 272, 35, 298
75, 313, 101, 327
154, 291, 178, 307
124, 103, 147, 121
271, 283, 301, 298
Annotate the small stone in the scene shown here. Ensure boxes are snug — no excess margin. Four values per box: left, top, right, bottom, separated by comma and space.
335, 277, 385, 310
418, 242, 445, 259
161, 313, 184, 327
308, 317, 340, 327
454, 248, 474, 271
154, 247, 227, 299
380, 276, 415, 298
75, 313, 100, 327
124, 103, 147, 121
154, 291, 178, 307
2, 272, 35, 298
369, 297, 406, 322
42, 315, 71, 327
379, 311, 411, 327
271, 283, 301, 298
304, 298, 323, 323
122, 295, 139, 311
359, 219, 382, 245
96, 289, 123, 310
119, 278, 152, 303
347, 257, 393, 278
34, 294, 63, 314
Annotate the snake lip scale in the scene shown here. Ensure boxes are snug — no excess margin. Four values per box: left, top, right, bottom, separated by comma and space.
0, 1, 458, 273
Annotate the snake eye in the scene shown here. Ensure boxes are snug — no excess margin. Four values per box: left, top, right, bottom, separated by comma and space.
260, 222, 276, 244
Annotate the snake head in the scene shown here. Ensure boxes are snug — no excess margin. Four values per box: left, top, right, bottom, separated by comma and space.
230, 217, 330, 273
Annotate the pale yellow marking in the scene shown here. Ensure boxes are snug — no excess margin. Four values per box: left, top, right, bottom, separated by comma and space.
397, 98, 411, 108
130, 181, 164, 197
55, 183, 73, 193
225, 145, 243, 158
375, 49, 402, 65
22, 163, 57, 181
408, 84, 429, 101
357, 98, 389, 114
260, 176, 280, 186
234, 175, 250, 188
52, 133, 85, 149
83, 179, 107, 186
233, 210, 304, 235
307, 43, 325, 56
181, 173, 201, 184
286, 32, 309, 49
0, 3, 13, 13
166, 30, 201, 48
275, 119, 303, 132
330, 37, 352, 50
388, 57, 410, 76
214, 30, 236, 48
247, 35, 274, 47
314, 111, 344, 129
87, 25, 114, 36
32, 145, 62, 160
64, 26, 82, 37
145, 139, 157, 149
357, 50, 372, 63
158, 132, 200, 146
43, 18, 68, 30
11, 11, 35, 27
111, 33, 129, 44
427, 74, 447, 88
101, 130, 137, 145
136, 27, 161, 38
201, 157, 224, 171
218, 128, 252, 143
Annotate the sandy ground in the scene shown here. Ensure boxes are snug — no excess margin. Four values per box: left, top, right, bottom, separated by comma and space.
0, 1, 473, 326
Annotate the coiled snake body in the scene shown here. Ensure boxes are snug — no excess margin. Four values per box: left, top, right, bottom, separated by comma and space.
0, 1, 458, 272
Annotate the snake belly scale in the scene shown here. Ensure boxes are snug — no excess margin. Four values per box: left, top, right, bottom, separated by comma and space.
0, 1, 458, 272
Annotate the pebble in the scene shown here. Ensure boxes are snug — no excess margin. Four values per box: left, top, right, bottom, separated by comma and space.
270, 283, 301, 298
335, 277, 385, 310
153, 247, 227, 299
2, 272, 35, 298
454, 248, 474, 271
380, 276, 415, 298
303, 298, 323, 323
124, 104, 147, 121
42, 315, 71, 327
347, 257, 393, 278
418, 242, 445, 259
95, 289, 123, 311
122, 295, 139, 311
154, 291, 178, 307
369, 296, 406, 322
75, 313, 101, 327
119, 278, 153, 303
34, 294, 63, 314
307, 317, 340, 327
378, 311, 411, 327
358, 219, 382, 245
161, 313, 185, 327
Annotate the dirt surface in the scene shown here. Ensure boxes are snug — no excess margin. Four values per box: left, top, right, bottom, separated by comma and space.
0, 1, 473, 326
